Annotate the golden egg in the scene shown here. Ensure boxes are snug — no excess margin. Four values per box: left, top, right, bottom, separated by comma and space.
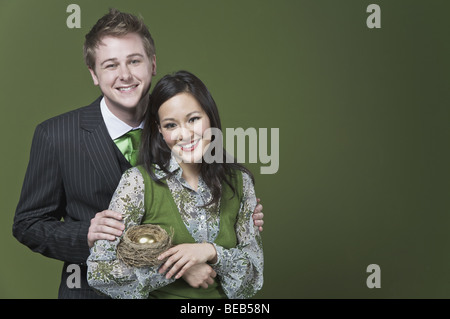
138, 235, 156, 244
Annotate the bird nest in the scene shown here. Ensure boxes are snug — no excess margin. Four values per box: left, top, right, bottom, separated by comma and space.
117, 224, 172, 268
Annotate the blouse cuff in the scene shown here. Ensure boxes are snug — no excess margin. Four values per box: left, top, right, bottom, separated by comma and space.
136, 266, 176, 288
210, 243, 232, 276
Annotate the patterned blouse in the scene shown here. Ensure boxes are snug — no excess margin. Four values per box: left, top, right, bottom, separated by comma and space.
87, 158, 264, 299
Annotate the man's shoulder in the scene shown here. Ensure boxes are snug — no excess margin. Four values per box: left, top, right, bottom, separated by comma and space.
38, 96, 102, 128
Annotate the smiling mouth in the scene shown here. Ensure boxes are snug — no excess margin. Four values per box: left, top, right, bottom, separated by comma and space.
179, 139, 200, 152
117, 84, 138, 92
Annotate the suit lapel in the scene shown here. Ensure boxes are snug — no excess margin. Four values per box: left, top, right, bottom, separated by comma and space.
80, 97, 124, 192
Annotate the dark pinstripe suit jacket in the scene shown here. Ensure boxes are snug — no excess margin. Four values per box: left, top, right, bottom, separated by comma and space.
13, 97, 132, 298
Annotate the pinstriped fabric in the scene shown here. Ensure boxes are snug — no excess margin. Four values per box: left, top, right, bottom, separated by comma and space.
13, 97, 131, 298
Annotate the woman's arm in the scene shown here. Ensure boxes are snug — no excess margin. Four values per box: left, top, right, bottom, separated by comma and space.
86, 168, 174, 299
210, 172, 264, 299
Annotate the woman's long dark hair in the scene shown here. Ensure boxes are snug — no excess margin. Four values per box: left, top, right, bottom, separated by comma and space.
139, 70, 254, 206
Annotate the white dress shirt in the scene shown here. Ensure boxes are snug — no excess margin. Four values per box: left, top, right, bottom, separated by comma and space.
99, 97, 144, 140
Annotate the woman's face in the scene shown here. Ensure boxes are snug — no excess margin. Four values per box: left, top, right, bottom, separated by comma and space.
158, 92, 211, 165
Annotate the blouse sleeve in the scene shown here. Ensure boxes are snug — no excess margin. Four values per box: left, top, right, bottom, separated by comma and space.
86, 167, 174, 299
211, 171, 264, 299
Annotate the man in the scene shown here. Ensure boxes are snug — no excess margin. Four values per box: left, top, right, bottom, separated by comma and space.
13, 8, 263, 299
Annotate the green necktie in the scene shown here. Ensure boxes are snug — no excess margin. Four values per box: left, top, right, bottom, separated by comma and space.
114, 129, 142, 166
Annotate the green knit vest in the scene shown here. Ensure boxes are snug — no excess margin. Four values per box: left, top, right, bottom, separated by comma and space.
137, 166, 243, 299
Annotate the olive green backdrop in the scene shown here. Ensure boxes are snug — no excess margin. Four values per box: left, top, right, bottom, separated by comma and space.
1, 0, 449, 298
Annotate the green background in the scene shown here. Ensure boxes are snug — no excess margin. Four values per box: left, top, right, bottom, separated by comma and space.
1, 0, 449, 298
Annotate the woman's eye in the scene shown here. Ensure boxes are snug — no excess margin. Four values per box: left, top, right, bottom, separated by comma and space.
164, 123, 176, 129
189, 116, 200, 123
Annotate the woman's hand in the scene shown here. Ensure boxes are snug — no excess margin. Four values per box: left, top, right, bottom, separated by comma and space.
182, 263, 217, 289
158, 243, 217, 279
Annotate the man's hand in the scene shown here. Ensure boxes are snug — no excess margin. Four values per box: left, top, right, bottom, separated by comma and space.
182, 263, 217, 289
87, 210, 125, 248
252, 198, 264, 232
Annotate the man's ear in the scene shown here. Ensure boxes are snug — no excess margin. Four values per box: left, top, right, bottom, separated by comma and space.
151, 55, 157, 76
88, 67, 99, 86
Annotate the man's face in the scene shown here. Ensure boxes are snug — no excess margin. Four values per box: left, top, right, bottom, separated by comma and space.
89, 33, 156, 115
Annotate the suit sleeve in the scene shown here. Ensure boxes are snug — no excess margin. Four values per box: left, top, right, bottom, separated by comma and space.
12, 123, 91, 263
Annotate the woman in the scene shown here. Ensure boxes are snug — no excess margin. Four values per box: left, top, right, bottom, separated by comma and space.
87, 70, 263, 299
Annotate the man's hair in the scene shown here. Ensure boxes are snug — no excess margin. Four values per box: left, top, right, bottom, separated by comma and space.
83, 8, 156, 70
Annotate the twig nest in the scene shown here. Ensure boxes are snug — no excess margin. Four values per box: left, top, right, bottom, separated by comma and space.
117, 224, 172, 268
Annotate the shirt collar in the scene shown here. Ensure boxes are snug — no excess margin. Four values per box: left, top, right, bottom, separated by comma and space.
154, 156, 182, 180
100, 97, 144, 140
154, 156, 210, 194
